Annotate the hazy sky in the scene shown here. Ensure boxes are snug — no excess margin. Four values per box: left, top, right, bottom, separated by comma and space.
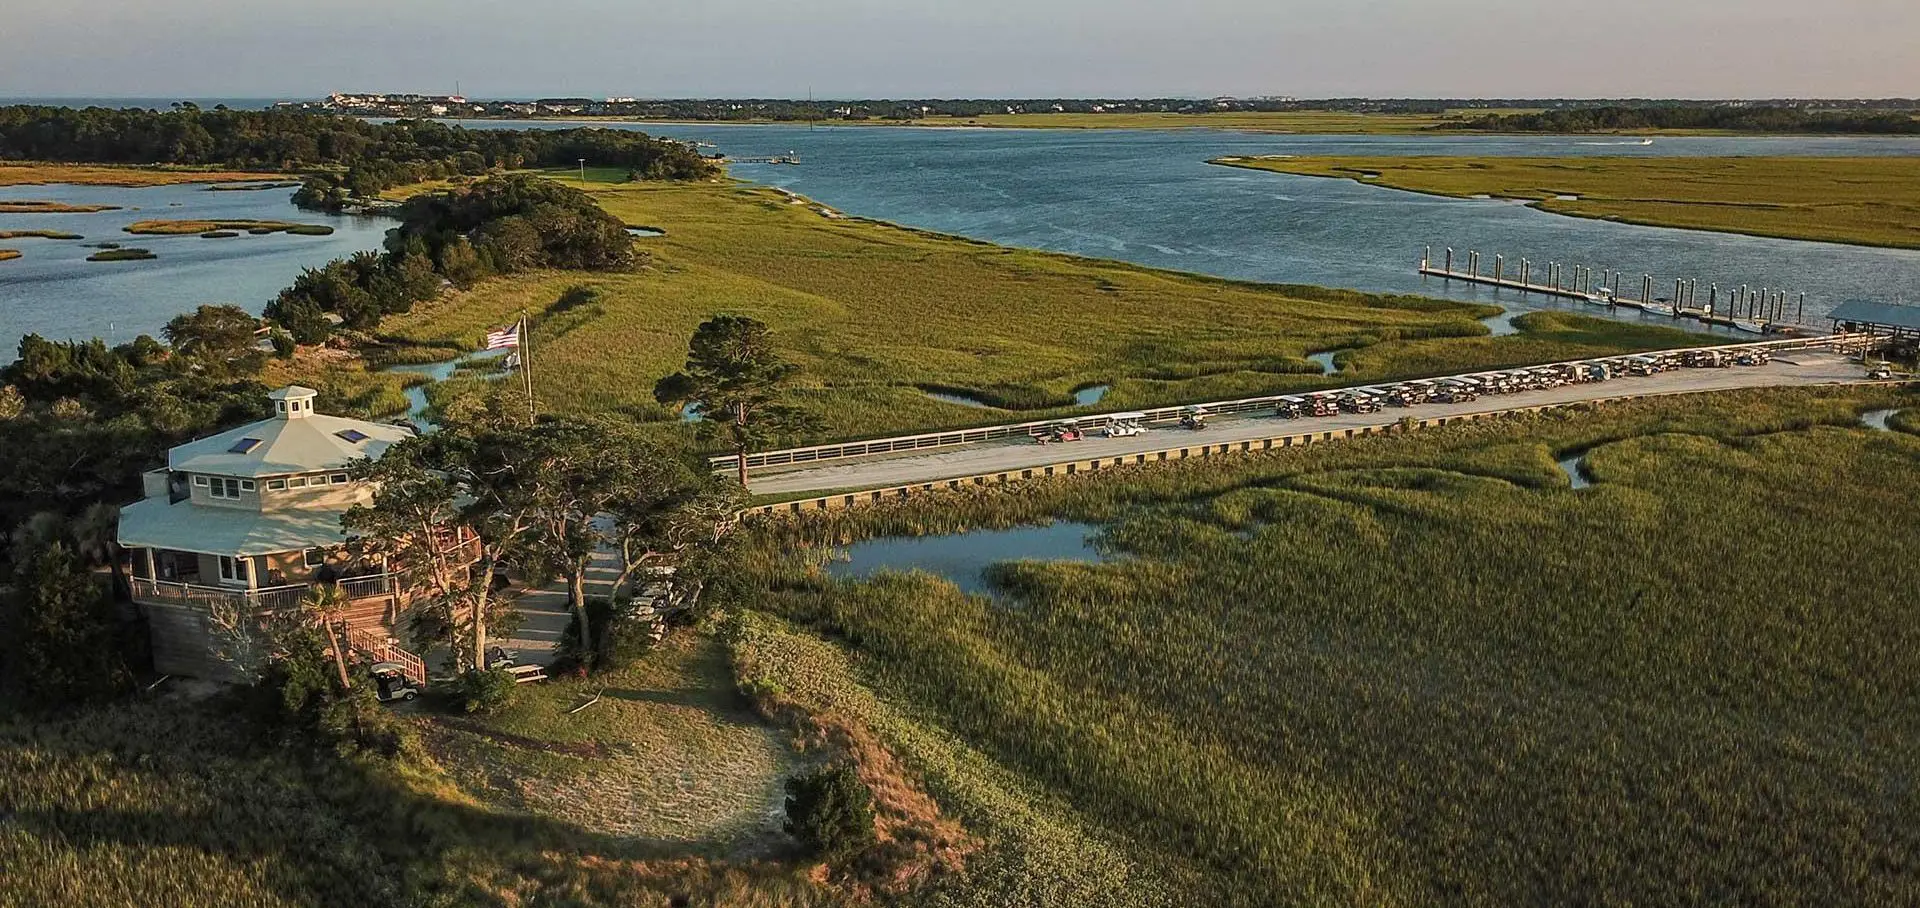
3, 0, 1916, 99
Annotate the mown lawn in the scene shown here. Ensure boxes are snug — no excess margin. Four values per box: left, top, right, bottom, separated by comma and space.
736, 386, 1920, 906
1214, 155, 1920, 249
375, 172, 1704, 440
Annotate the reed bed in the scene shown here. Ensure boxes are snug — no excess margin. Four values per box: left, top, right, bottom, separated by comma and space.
734, 387, 1920, 906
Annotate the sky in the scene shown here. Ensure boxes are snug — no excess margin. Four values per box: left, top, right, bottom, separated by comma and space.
2, 0, 1917, 100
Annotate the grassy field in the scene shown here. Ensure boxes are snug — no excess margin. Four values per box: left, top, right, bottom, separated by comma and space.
0, 636, 846, 908
0, 162, 284, 187
1214, 155, 1920, 249
375, 171, 1705, 441
733, 386, 1920, 906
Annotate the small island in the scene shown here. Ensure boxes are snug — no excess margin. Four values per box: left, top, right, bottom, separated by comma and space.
123, 218, 335, 236
0, 248, 20, 261
86, 247, 157, 262
0, 229, 84, 240
0, 199, 121, 213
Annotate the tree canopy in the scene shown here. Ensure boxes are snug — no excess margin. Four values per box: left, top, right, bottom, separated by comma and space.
654, 316, 813, 488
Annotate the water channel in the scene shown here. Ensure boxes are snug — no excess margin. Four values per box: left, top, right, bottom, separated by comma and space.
825, 521, 1108, 595
12, 125, 1920, 357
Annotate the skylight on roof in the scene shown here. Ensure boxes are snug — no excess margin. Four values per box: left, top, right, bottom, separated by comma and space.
336, 429, 370, 444
227, 438, 263, 454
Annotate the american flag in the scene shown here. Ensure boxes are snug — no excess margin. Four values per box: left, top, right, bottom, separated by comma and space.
485, 323, 521, 350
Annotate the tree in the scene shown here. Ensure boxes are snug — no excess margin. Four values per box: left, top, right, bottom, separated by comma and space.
784, 762, 877, 862
163, 304, 262, 375
347, 428, 539, 672
654, 315, 813, 488
300, 583, 353, 690
0, 541, 134, 706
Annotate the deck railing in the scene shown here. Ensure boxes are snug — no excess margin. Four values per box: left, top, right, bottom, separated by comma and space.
132, 573, 401, 614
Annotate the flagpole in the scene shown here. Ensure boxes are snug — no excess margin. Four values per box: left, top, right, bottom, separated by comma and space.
520, 313, 536, 424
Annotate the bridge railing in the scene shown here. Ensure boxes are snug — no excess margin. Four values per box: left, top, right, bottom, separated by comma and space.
710, 333, 1881, 474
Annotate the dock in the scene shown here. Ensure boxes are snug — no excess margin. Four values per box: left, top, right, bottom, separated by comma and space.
1418, 247, 1804, 335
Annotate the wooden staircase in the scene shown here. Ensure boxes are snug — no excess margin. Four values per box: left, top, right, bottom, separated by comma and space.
343, 625, 428, 686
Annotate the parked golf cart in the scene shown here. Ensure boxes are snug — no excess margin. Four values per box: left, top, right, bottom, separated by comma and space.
371, 663, 421, 703
1103, 413, 1147, 438
1179, 406, 1209, 430
1034, 420, 1084, 444
1868, 362, 1895, 380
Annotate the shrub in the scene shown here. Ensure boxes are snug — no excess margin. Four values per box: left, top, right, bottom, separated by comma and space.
454, 667, 517, 714
0, 541, 136, 708
783, 761, 877, 862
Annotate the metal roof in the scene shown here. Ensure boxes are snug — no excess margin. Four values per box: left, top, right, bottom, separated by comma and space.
117, 495, 352, 556
169, 410, 413, 478
1829, 300, 1920, 330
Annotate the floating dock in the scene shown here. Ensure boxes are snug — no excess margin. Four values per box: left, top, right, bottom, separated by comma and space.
1419, 248, 1790, 336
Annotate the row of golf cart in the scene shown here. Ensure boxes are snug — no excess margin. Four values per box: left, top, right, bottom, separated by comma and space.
1028, 346, 1784, 439
1032, 406, 1210, 444
1272, 349, 1775, 419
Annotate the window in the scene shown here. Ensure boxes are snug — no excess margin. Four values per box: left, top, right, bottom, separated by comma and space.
219, 555, 248, 583
208, 477, 243, 499
330, 473, 349, 484
288, 477, 307, 488
336, 429, 369, 444
305, 548, 327, 568
240, 480, 255, 492
227, 437, 262, 454
266, 479, 286, 491
193, 475, 209, 487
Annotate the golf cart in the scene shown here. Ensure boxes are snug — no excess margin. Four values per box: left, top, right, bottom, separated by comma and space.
1868, 362, 1895, 380
371, 663, 421, 703
1034, 420, 1084, 444
1179, 406, 1210, 431
1103, 413, 1147, 438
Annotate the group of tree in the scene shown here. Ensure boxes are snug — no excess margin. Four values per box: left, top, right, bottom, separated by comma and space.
345, 400, 742, 686
0, 104, 716, 207
266, 175, 635, 345
0, 308, 275, 550
1448, 105, 1920, 134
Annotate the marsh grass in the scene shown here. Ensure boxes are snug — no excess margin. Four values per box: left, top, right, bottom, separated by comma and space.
123, 219, 331, 236
377, 176, 1703, 441
734, 386, 1920, 906
0, 162, 284, 187
1215, 155, 1920, 249
0, 229, 83, 240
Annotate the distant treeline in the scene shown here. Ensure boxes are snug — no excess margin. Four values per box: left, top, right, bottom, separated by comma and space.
1448, 105, 1920, 134
0, 104, 716, 207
